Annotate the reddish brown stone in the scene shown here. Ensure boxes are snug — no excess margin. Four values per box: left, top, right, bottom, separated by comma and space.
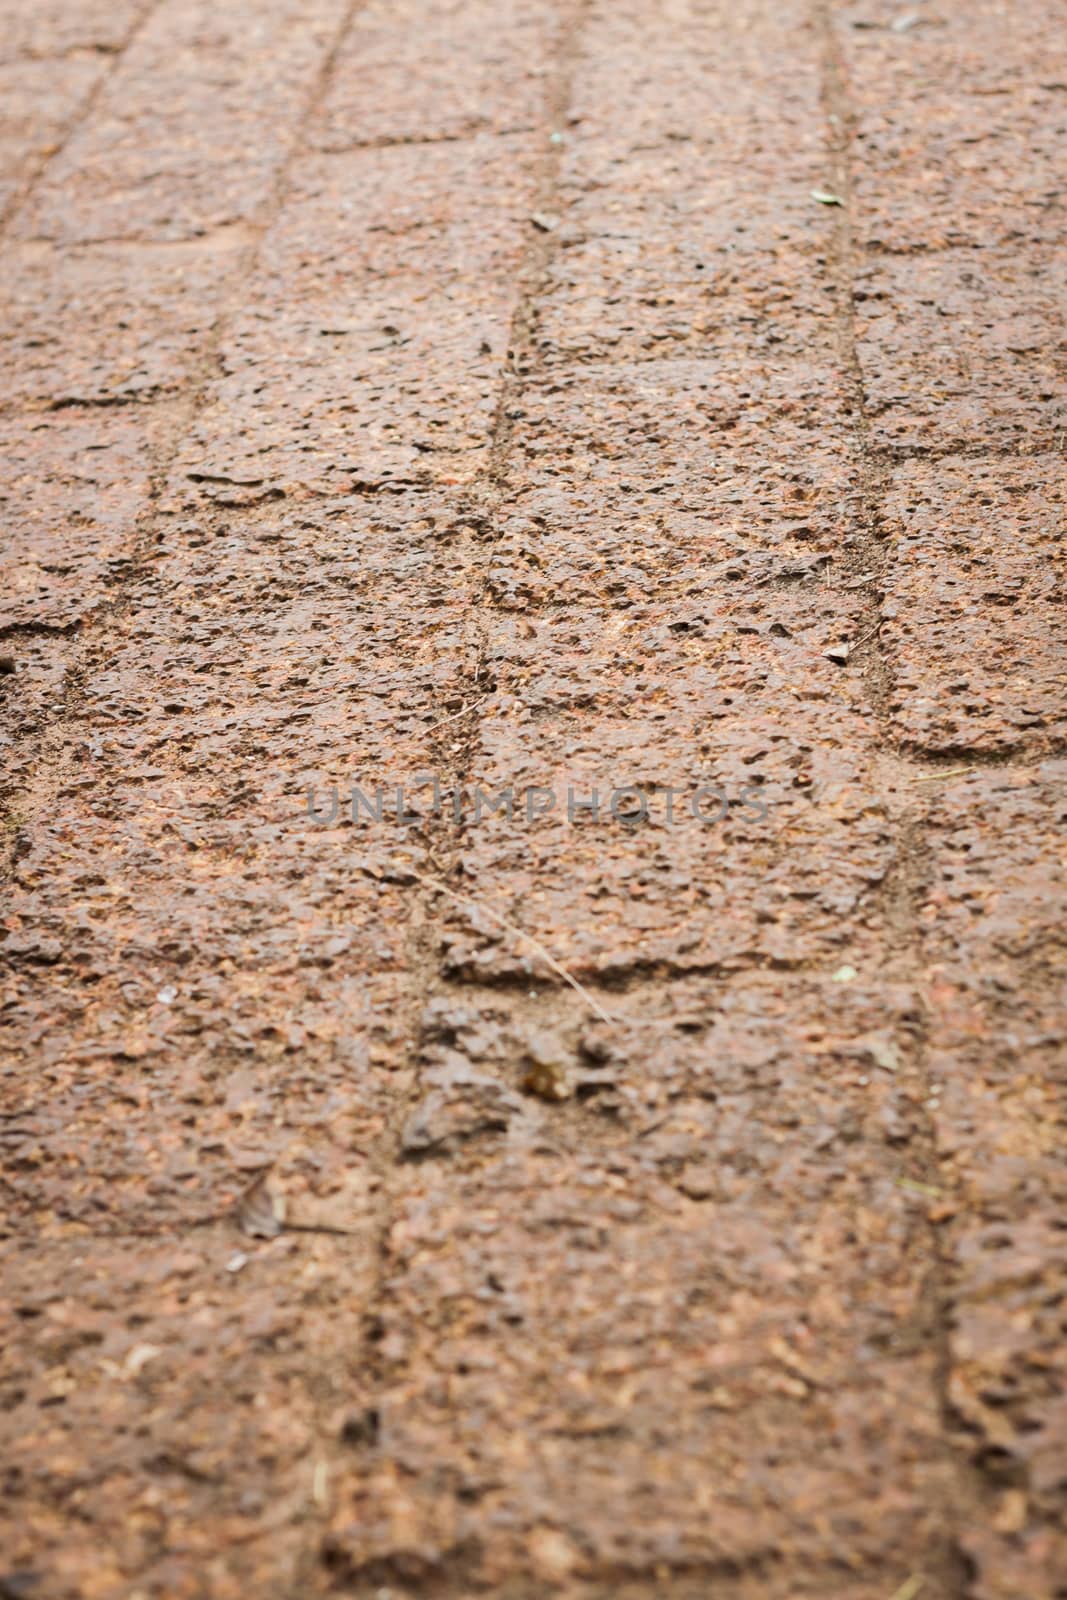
15, 0, 352, 245
837, 0, 1067, 250
0, 408, 161, 628
854, 249, 1067, 454
0, 0, 1064, 1595
920, 765, 1067, 1600
882, 456, 1067, 755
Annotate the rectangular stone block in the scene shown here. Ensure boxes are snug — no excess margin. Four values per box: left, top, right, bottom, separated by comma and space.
881, 455, 1067, 755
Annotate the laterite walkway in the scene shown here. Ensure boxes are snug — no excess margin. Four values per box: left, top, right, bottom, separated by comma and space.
1, 2, 1065, 1597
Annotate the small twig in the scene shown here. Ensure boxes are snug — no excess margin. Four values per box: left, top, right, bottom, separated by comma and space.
896, 1178, 941, 1199
404, 864, 617, 1028
851, 619, 883, 648
913, 768, 972, 783
286, 1222, 363, 1237
425, 695, 489, 734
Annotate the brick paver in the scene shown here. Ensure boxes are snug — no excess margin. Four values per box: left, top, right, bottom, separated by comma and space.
1, 2, 1064, 1598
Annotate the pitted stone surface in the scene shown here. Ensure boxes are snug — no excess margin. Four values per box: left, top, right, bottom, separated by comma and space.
0, 1, 1064, 1597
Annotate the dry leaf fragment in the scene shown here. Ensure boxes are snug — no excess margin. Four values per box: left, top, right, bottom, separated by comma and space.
992, 1489, 1027, 1534
859, 1032, 901, 1073
896, 1177, 942, 1199
124, 1343, 162, 1378
522, 1059, 571, 1102
811, 187, 844, 205
237, 1174, 287, 1238
528, 1528, 579, 1581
